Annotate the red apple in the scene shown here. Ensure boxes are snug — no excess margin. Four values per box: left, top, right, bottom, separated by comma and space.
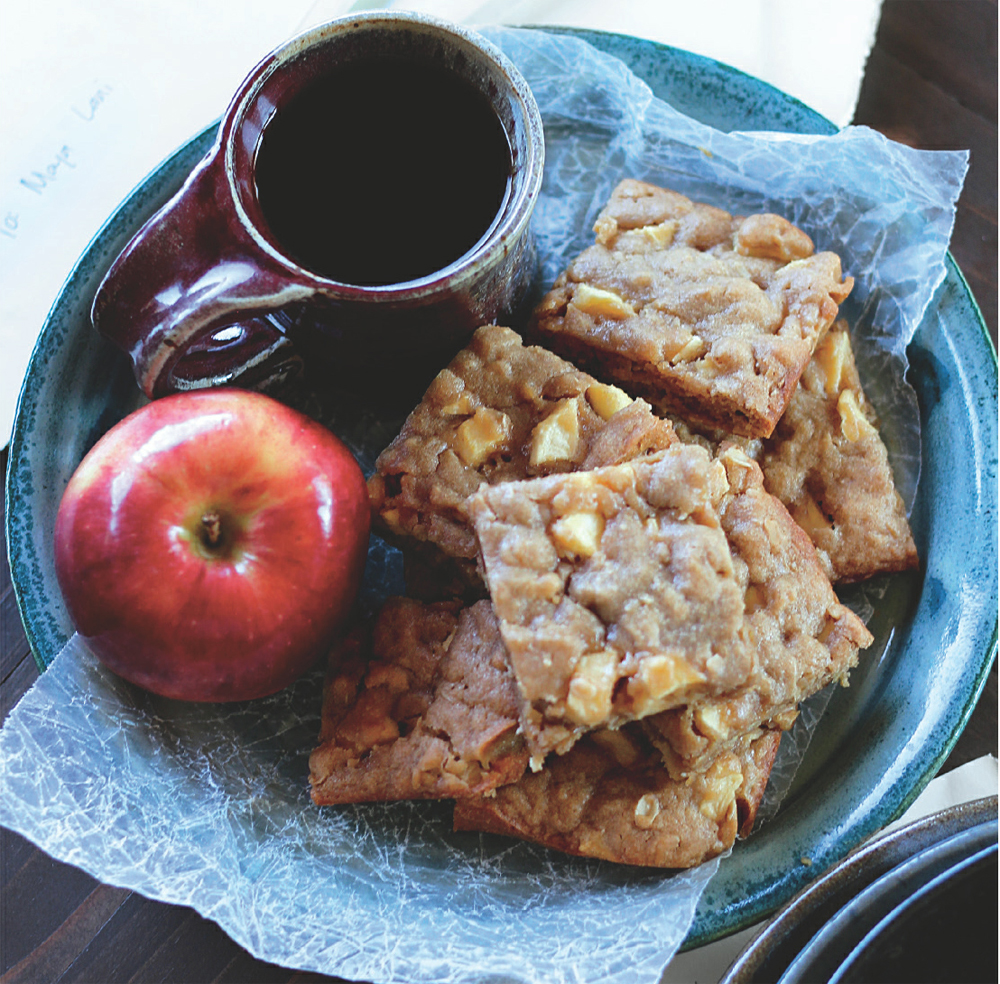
53, 388, 370, 701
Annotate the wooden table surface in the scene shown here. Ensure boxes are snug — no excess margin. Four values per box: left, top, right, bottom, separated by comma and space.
2, 3, 996, 982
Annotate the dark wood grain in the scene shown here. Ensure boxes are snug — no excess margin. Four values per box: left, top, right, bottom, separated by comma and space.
3, 882, 130, 984
853, 0, 998, 347
2, 4, 997, 981
870, 0, 997, 120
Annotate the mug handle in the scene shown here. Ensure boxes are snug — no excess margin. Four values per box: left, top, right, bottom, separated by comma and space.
92, 146, 306, 399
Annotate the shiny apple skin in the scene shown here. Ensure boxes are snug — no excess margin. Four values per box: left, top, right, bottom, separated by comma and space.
53, 389, 370, 701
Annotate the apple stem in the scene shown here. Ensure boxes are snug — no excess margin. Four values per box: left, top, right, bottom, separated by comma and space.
201, 511, 222, 548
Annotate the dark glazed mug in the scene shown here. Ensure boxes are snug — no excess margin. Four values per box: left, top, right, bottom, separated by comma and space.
92, 12, 545, 399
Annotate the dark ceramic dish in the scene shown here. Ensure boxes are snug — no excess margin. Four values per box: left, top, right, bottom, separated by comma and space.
5, 27, 998, 953
831, 842, 998, 984
778, 821, 998, 982
720, 796, 999, 982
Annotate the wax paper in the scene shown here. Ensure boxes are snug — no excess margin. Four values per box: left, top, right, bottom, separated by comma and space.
0, 27, 967, 984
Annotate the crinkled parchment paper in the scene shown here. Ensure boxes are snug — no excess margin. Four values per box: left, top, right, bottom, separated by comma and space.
0, 28, 967, 984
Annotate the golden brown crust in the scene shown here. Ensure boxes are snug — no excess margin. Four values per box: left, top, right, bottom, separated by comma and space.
530, 179, 853, 438
309, 598, 527, 804
452, 726, 780, 869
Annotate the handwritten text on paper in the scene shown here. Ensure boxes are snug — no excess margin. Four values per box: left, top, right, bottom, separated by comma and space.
1, 83, 113, 241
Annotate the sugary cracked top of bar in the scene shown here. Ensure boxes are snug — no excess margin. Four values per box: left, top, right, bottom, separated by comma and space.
467, 443, 751, 764
642, 446, 874, 777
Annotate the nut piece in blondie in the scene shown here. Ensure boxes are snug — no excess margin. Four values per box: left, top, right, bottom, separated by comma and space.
643, 447, 874, 777
467, 444, 750, 763
530, 179, 854, 438
452, 725, 781, 868
368, 325, 677, 595
309, 597, 527, 804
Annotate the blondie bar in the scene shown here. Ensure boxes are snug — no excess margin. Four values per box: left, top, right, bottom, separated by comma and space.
530, 179, 854, 438
670, 324, 918, 583
755, 323, 919, 582
466, 444, 750, 764
642, 446, 874, 777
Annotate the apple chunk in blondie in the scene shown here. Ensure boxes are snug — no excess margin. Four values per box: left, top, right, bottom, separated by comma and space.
453, 726, 781, 868
530, 179, 854, 438
368, 325, 677, 595
643, 446, 874, 777
466, 444, 750, 764
309, 597, 527, 804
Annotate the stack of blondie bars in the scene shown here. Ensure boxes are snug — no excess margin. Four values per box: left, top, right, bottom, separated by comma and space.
309, 180, 918, 869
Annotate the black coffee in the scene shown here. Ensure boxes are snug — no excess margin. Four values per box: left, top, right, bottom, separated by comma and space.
254, 57, 512, 286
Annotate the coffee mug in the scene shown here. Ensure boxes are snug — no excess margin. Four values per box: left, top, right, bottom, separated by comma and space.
92, 12, 545, 399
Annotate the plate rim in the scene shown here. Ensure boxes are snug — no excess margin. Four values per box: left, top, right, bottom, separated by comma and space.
527, 23, 840, 134
4, 22, 998, 962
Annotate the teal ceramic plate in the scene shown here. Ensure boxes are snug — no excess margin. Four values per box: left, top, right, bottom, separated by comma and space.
6, 27, 997, 952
